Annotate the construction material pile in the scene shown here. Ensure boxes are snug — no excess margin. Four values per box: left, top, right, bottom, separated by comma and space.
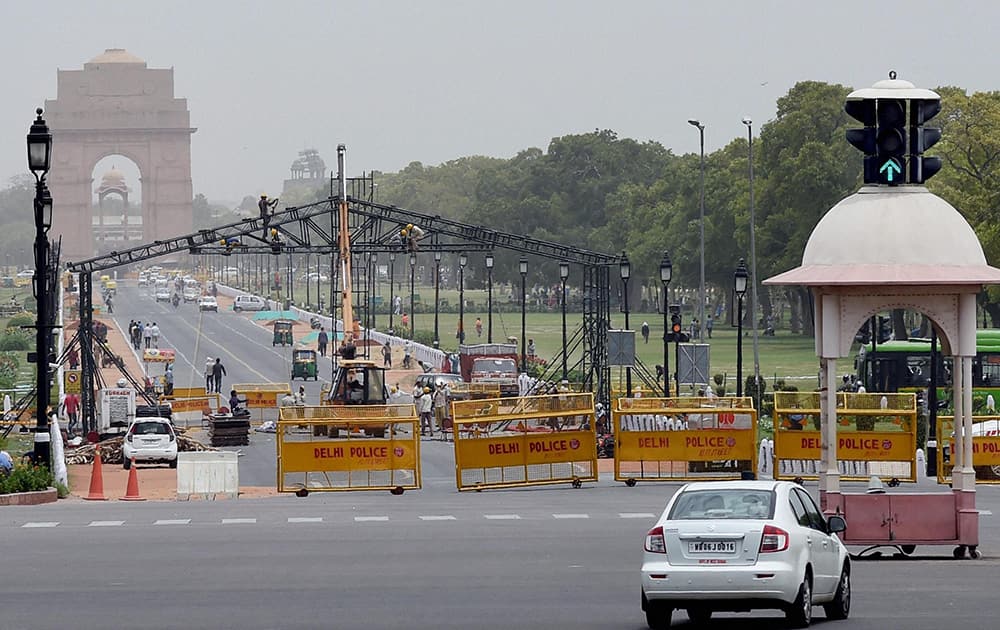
65, 434, 215, 465
207, 415, 251, 447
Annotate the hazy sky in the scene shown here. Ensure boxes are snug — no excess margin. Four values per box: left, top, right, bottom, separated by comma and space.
3, 1, 999, 204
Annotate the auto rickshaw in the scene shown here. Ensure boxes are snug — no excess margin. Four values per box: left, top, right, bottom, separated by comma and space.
272, 320, 294, 346
291, 349, 318, 380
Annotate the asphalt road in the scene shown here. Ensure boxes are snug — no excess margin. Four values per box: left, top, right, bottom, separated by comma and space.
4, 484, 1000, 629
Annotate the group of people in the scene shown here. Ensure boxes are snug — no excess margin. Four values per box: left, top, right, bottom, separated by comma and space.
280, 386, 308, 407
128, 320, 160, 350
204, 356, 228, 393
412, 381, 452, 437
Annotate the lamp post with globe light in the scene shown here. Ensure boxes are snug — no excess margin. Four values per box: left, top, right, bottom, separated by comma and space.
660, 251, 672, 396
735, 259, 749, 397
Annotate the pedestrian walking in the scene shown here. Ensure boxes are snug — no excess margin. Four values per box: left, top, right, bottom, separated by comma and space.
317, 327, 329, 357
417, 387, 434, 436
641, 321, 650, 344
475, 318, 483, 338
403, 340, 412, 369
204, 356, 214, 392
527, 339, 536, 360
64, 392, 79, 434
433, 382, 449, 435
382, 341, 392, 368
706, 315, 714, 339
67, 346, 79, 370
105, 294, 113, 314
143, 322, 152, 349
212, 357, 227, 394
150, 322, 160, 348
164, 365, 174, 396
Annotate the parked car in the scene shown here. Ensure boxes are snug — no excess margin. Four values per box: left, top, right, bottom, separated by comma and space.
641, 480, 850, 628
198, 296, 219, 312
122, 417, 178, 469
414, 372, 463, 391
232, 294, 268, 312
299, 272, 329, 282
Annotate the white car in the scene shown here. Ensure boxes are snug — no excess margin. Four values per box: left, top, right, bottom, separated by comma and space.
138, 272, 149, 286
154, 287, 172, 302
182, 288, 200, 302
641, 480, 850, 628
299, 272, 329, 282
122, 418, 178, 469
198, 296, 218, 312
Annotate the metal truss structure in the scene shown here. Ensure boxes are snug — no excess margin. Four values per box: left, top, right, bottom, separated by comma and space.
67, 175, 623, 429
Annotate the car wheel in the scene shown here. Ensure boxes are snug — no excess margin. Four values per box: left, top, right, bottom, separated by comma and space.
687, 607, 712, 624
823, 564, 850, 620
785, 571, 813, 628
234, 306, 241, 312
169, 458, 178, 469
123, 456, 131, 470
644, 603, 672, 630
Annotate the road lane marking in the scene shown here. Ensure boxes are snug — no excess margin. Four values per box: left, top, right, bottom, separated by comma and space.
619, 513, 655, 519
553, 514, 589, 519
221, 518, 257, 524
980, 510, 993, 516
22, 522, 59, 528
355, 516, 389, 522
484, 514, 521, 520
419, 515, 456, 521
154, 519, 191, 525
89, 520, 125, 527
288, 517, 323, 523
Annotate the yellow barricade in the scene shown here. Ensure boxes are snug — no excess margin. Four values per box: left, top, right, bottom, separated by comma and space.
448, 382, 501, 401
168, 386, 207, 399
612, 397, 757, 483
233, 383, 292, 409
451, 392, 597, 491
168, 394, 219, 414
773, 392, 916, 482
936, 416, 1000, 484
276, 404, 421, 494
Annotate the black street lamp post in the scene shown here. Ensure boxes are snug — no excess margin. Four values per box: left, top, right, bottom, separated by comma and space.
388, 252, 396, 333
619, 252, 632, 395
688, 119, 707, 341
519, 257, 528, 372
735, 258, 749, 397
660, 251, 673, 396
433, 250, 441, 348
559, 261, 569, 381
485, 252, 494, 343
409, 253, 416, 340
27, 108, 53, 468
458, 252, 467, 345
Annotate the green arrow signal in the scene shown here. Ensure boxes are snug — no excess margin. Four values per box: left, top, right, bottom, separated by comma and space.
880, 158, 902, 182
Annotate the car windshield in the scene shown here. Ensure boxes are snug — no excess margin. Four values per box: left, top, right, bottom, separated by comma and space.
133, 421, 171, 435
472, 359, 516, 374
668, 489, 775, 520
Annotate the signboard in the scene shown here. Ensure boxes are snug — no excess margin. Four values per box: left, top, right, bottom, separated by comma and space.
456, 432, 596, 468
775, 430, 911, 462
617, 429, 755, 462
280, 439, 417, 473
99, 387, 136, 433
677, 343, 710, 386
64, 369, 81, 394
607, 330, 636, 367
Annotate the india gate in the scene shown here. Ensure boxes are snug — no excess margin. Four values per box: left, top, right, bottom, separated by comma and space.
44, 49, 195, 260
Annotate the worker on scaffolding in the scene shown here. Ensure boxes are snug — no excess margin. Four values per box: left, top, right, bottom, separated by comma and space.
259, 194, 278, 222
400, 224, 425, 253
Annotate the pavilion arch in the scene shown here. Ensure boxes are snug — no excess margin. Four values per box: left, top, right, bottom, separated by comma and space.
43, 49, 194, 260
834, 289, 962, 359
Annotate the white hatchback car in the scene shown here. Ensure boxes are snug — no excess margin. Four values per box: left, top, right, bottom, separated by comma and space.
122, 418, 178, 469
198, 296, 219, 312
641, 480, 849, 628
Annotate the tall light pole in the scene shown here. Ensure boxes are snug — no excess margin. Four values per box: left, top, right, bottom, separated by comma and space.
519, 257, 528, 372
559, 261, 569, 381
27, 108, 53, 468
409, 253, 416, 340
660, 252, 672, 397
388, 252, 396, 333
458, 252, 467, 345
433, 250, 441, 348
743, 117, 762, 409
619, 252, 632, 395
485, 252, 494, 343
735, 258, 749, 397
688, 119, 707, 342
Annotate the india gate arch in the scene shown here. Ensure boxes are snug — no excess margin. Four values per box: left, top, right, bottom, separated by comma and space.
43, 49, 195, 260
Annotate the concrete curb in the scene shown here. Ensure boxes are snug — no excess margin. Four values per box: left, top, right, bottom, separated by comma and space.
0, 487, 59, 506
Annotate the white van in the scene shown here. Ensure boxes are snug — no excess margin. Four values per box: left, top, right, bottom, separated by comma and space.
233, 295, 268, 312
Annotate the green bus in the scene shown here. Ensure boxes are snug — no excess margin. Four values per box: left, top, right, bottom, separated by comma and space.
855, 331, 1000, 396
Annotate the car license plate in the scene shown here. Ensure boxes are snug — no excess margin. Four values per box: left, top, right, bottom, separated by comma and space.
688, 541, 736, 553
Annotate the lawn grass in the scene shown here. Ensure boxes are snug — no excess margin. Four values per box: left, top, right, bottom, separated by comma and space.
360, 285, 823, 391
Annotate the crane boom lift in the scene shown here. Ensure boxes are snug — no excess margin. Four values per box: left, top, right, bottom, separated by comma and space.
336, 144, 358, 349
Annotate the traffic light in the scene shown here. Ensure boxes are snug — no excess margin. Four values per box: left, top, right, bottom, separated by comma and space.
875, 98, 907, 185
668, 306, 689, 343
909, 98, 942, 184
845, 99, 878, 183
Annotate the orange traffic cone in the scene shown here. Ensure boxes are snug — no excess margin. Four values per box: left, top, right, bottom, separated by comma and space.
83, 447, 108, 501
120, 458, 146, 501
